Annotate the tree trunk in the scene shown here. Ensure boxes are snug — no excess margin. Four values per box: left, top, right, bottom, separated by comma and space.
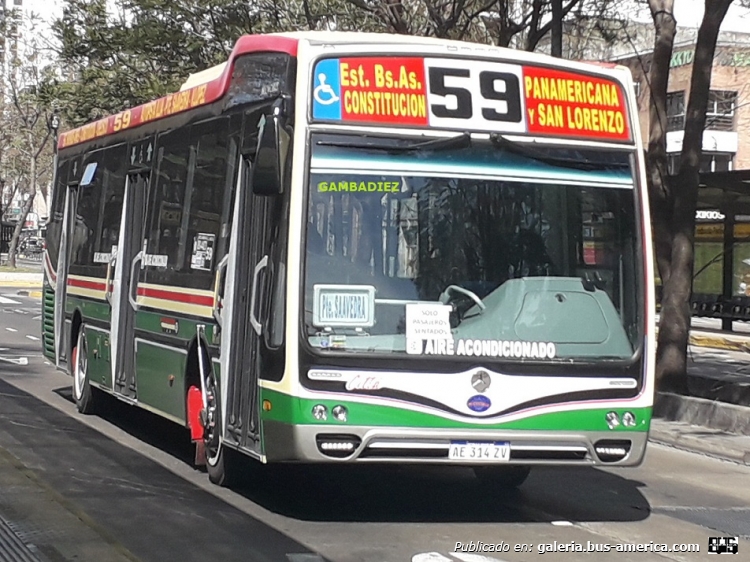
646, 0, 676, 285
655, 0, 734, 393
7, 154, 37, 268
551, 0, 563, 57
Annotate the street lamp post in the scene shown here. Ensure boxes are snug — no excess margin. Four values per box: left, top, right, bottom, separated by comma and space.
48, 108, 60, 153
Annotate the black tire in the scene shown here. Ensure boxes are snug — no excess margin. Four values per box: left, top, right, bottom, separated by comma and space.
202, 354, 237, 487
72, 326, 98, 414
473, 465, 531, 488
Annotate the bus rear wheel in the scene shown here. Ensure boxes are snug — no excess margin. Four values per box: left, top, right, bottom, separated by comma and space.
72, 326, 98, 414
472, 465, 531, 488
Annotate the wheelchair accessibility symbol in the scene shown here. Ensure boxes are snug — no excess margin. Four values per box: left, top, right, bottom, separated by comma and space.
312, 59, 342, 120
314, 74, 339, 105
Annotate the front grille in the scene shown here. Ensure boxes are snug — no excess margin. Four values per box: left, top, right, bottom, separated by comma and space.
357, 439, 590, 462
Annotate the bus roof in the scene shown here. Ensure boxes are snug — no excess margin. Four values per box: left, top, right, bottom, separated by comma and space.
57, 33, 299, 150
180, 62, 227, 91
58, 31, 631, 151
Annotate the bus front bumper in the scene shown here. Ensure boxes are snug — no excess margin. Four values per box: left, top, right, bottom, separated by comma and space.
263, 421, 649, 467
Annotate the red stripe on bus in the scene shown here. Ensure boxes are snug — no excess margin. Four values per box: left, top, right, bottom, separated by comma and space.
67, 278, 106, 291
57, 34, 298, 150
137, 286, 215, 308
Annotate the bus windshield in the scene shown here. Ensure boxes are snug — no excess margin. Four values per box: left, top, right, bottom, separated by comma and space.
304, 133, 642, 362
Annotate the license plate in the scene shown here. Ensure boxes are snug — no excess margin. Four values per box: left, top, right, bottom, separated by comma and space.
448, 441, 511, 462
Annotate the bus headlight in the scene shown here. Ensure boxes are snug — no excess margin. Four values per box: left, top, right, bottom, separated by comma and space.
605, 411, 620, 429
622, 411, 637, 427
312, 404, 328, 421
332, 405, 348, 422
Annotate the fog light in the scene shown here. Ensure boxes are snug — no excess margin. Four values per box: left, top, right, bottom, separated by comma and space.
594, 439, 632, 462
605, 411, 620, 429
332, 405, 348, 422
312, 404, 327, 421
320, 441, 355, 451
315, 434, 362, 458
622, 411, 637, 427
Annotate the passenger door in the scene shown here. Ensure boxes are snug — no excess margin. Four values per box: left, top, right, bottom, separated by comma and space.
109, 167, 150, 400
218, 154, 272, 455
55, 182, 78, 368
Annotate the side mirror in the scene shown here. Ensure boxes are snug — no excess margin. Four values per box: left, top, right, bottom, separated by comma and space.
251, 97, 291, 196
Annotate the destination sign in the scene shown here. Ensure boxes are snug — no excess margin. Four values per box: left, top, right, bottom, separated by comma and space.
58, 81, 222, 150
312, 56, 631, 142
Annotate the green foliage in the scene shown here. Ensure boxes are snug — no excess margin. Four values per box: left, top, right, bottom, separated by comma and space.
53, 0, 388, 124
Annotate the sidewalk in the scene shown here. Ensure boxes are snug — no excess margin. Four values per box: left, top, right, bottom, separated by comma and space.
0, 446, 137, 562
653, 316, 750, 464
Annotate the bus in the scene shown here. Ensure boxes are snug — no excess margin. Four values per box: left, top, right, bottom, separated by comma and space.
43, 31, 654, 488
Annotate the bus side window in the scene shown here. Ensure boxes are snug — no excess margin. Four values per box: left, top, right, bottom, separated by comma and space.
147, 130, 192, 286
264, 115, 293, 351
95, 145, 128, 261
183, 117, 231, 280
71, 157, 102, 271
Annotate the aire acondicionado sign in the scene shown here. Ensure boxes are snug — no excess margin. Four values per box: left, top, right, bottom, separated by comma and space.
311, 56, 632, 142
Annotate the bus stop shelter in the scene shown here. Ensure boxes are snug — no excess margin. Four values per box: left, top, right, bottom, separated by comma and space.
691, 169, 750, 330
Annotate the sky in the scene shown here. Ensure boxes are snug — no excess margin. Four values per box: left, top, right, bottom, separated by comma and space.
9, 0, 750, 50
625, 0, 750, 33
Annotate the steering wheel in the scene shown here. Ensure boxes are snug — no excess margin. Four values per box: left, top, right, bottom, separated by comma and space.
438, 285, 486, 312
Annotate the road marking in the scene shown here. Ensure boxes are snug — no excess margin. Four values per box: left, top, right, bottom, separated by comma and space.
26, 335, 40, 341
412, 555, 509, 562
0, 356, 29, 365
6, 327, 17, 332
14, 309, 28, 314
32, 315, 42, 320
413, 555, 454, 562
0, 296, 21, 305
453, 555, 510, 562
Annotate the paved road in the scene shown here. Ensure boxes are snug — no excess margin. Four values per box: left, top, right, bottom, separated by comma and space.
0, 292, 749, 562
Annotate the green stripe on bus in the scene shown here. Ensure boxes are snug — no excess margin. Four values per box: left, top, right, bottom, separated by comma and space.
260, 388, 651, 432
66, 295, 111, 322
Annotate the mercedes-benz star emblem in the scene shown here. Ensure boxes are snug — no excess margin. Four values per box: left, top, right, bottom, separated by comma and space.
471, 371, 491, 393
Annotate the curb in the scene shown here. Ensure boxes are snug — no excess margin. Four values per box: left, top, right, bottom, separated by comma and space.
0, 282, 43, 288
654, 391, 750, 435
652, 392, 750, 464
19, 290, 43, 299
649, 420, 750, 465
656, 327, 750, 352
689, 332, 750, 352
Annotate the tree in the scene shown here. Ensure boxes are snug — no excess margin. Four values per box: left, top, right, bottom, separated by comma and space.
0, 11, 56, 268
646, 0, 735, 392
53, 0, 378, 124
52, 0, 629, 125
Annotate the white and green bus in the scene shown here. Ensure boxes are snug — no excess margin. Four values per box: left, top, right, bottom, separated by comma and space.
43, 31, 654, 487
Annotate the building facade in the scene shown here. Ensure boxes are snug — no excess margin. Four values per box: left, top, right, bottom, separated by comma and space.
616, 37, 750, 299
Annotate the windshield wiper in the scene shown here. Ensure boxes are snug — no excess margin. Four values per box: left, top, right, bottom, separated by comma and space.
489, 133, 627, 172
316, 132, 472, 153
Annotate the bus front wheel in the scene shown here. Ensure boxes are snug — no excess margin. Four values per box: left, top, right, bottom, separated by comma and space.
473, 465, 531, 488
72, 326, 98, 414
203, 364, 236, 487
